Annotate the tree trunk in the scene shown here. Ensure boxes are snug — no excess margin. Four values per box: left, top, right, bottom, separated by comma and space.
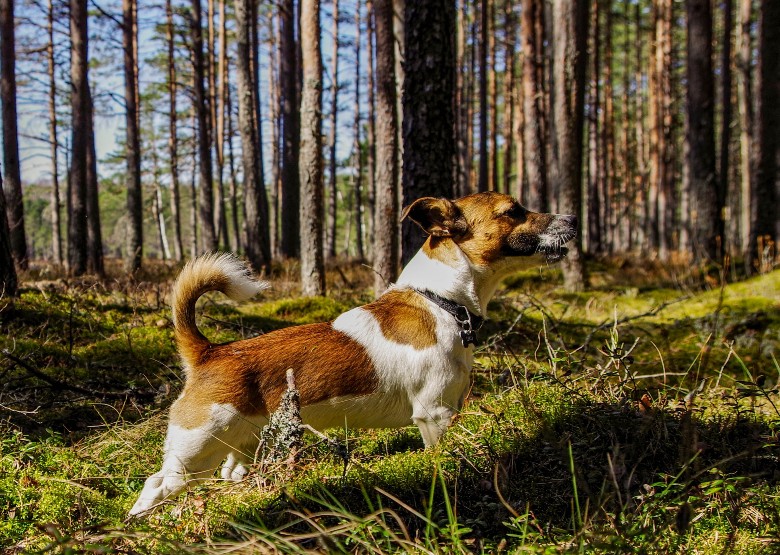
225, 73, 241, 254
327, 0, 340, 259
749, 0, 779, 272
124, 0, 143, 272
586, 0, 601, 253
166, 0, 183, 261
719, 0, 733, 256
1, 0, 27, 270
401, 0, 456, 263
47, 0, 62, 265
488, 1, 498, 192
736, 0, 752, 255
0, 176, 16, 296
686, 0, 719, 262
502, 0, 516, 195
455, 0, 470, 197
373, 0, 398, 294
269, 12, 280, 257
601, 0, 614, 252
235, 0, 271, 271
191, 0, 217, 252
477, 0, 489, 192
299, 0, 325, 295
280, 0, 300, 258
214, 0, 229, 249
551, 0, 588, 291
68, 0, 89, 276
366, 0, 377, 246
521, 0, 547, 210
85, 89, 103, 276
352, 2, 365, 261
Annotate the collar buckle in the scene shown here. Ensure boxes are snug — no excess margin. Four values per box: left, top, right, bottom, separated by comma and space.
414, 289, 484, 348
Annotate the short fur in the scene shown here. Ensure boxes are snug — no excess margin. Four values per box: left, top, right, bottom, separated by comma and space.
129, 192, 576, 516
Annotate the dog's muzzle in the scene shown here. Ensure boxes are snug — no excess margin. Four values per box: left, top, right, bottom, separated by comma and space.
537, 215, 577, 263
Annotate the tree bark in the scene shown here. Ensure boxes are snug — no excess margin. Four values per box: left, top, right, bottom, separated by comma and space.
0, 176, 16, 296
586, 0, 601, 253
551, 0, 588, 291
1, 0, 27, 270
366, 0, 377, 246
235, 0, 271, 271
68, 0, 89, 275
373, 0, 398, 294
748, 0, 779, 271
327, 0, 340, 258
400, 0, 456, 263
502, 0, 516, 195
736, 0, 752, 255
352, 2, 365, 261
477, 0, 489, 192
47, 0, 62, 265
85, 88, 103, 276
686, 0, 719, 262
191, 0, 217, 252
166, 0, 183, 261
280, 0, 300, 258
124, 0, 143, 272
521, 0, 547, 211
299, 0, 325, 295
269, 12, 280, 257
719, 0, 733, 256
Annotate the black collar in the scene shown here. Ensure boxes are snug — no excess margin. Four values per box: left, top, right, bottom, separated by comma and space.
413, 289, 485, 348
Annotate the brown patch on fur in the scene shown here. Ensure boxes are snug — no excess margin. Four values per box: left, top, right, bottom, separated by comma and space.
169, 323, 378, 429
362, 289, 438, 349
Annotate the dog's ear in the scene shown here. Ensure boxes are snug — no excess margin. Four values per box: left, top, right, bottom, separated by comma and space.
401, 197, 468, 238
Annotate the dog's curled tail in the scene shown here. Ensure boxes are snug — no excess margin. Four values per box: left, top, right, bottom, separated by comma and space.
171, 252, 269, 368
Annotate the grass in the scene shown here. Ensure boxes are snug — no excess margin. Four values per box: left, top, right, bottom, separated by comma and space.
0, 259, 778, 553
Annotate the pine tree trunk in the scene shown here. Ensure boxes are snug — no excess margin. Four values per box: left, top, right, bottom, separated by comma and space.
235, 0, 270, 271
269, 13, 280, 257
366, 0, 377, 247
719, 0, 733, 256
327, 0, 340, 259
736, 0, 752, 255
352, 3, 364, 260
214, 0, 229, 249
521, 0, 547, 210
686, 0, 719, 262
299, 0, 325, 295
166, 0, 183, 261
477, 0, 489, 192
85, 89, 103, 276
191, 0, 217, 252
586, 0, 601, 253
551, 0, 588, 291
225, 75, 241, 254
401, 0, 456, 264
601, 0, 614, 252
68, 0, 89, 276
748, 0, 779, 272
124, 0, 143, 272
488, 0, 498, 192
0, 177, 16, 296
502, 0, 515, 195
1, 0, 27, 270
279, 0, 300, 258
373, 0, 398, 294
47, 0, 62, 265
250, 0, 269, 257
455, 0, 470, 197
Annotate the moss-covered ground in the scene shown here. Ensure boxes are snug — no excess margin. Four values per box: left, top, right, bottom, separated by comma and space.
1, 259, 778, 553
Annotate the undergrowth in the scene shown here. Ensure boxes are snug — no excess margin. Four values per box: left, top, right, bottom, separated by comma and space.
0, 259, 778, 553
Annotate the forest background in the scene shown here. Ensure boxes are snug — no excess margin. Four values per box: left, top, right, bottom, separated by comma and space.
0, 0, 777, 293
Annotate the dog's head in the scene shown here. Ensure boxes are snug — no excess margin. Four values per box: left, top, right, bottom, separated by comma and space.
403, 192, 577, 272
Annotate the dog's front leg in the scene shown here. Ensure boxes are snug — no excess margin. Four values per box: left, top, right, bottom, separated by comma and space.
412, 406, 456, 448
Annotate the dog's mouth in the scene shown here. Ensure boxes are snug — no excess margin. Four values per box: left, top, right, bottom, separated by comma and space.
536, 230, 576, 263
543, 246, 569, 263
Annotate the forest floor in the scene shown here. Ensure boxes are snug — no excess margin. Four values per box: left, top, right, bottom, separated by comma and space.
1, 257, 779, 554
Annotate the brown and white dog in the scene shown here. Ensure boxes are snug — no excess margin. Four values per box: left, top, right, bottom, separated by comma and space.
129, 192, 576, 515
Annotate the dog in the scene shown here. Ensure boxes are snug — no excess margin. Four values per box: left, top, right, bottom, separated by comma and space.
129, 192, 576, 515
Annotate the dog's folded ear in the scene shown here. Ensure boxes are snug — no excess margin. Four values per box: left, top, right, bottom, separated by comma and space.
401, 197, 469, 238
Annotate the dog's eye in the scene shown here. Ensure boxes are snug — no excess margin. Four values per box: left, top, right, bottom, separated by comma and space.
503, 205, 525, 219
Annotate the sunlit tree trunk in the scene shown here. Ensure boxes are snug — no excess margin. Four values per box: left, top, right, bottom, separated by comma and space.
521, 0, 547, 210
366, 0, 377, 247
352, 2, 365, 260
299, 0, 325, 295
736, 0, 752, 255
502, 0, 516, 195
373, 0, 398, 294
477, 0, 488, 192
